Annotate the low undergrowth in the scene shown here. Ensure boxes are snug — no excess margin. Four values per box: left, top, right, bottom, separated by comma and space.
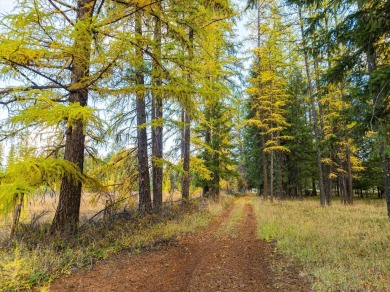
252, 197, 390, 291
0, 196, 233, 290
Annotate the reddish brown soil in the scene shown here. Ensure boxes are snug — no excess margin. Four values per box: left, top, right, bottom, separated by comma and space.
50, 201, 310, 291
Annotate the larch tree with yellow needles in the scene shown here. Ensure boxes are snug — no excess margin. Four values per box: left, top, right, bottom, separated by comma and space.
0, 0, 139, 234
246, 0, 291, 201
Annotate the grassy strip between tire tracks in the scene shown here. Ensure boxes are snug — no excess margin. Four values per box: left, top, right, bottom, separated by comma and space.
217, 197, 248, 238
0, 196, 233, 290
251, 196, 390, 291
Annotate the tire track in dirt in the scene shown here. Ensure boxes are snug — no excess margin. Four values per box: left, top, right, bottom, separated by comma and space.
50, 197, 309, 291
181, 202, 274, 291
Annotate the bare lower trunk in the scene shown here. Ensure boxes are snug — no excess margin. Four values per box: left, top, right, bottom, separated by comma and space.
261, 133, 268, 199
51, 119, 86, 233
311, 177, 317, 196
324, 164, 332, 205
270, 151, 274, 202
182, 109, 190, 201
336, 154, 346, 203
9, 193, 24, 240
277, 152, 283, 199
345, 142, 353, 204
210, 167, 220, 201
202, 126, 211, 197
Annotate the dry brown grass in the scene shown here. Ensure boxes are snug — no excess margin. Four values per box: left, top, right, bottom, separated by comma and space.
0, 189, 203, 232
0, 194, 232, 290
252, 196, 390, 291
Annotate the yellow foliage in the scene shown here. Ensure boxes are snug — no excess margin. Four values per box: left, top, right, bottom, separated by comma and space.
264, 145, 291, 154
9, 95, 99, 131
190, 156, 212, 181
0, 157, 91, 216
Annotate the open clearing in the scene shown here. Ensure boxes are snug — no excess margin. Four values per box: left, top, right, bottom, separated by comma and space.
50, 197, 309, 291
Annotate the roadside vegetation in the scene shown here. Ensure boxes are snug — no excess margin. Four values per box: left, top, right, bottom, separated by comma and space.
217, 197, 248, 238
0, 196, 233, 290
252, 197, 390, 291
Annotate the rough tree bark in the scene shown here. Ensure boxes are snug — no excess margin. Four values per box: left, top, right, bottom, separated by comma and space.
152, 2, 163, 211
257, 0, 268, 199
136, 8, 152, 212
202, 117, 211, 198
51, 0, 94, 234
181, 28, 193, 201
269, 85, 274, 203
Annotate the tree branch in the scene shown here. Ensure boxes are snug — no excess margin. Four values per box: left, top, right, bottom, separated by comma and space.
201, 15, 234, 28
0, 85, 65, 96
96, 0, 164, 28
47, 0, 75, 26
52, 0, 76, 11
4, 58, 69, 91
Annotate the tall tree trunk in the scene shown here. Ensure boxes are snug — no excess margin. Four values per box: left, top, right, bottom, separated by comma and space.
181, 110, 190, 201
51, 0, 93, 234
136, 9, 152, 212
333, 0, 353, 205
314, 60, 330, 205
298, 6, 325, 206
324, 9, 332, 206
269, 85, 274, 202
257, 0, 268, 199
181, 28, 193, 201
152, 3, 163, 211
270, 150, 274, 202
261, 129, 268, 199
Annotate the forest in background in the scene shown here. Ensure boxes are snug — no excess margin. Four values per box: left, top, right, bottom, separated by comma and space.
0, 0, 389, 237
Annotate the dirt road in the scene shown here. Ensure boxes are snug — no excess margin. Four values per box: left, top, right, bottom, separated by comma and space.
50, 197, 309, 291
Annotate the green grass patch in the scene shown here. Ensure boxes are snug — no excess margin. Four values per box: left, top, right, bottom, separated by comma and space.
217, 197, 248, 237
251, 197, 390, 291
0, 196, 233, 290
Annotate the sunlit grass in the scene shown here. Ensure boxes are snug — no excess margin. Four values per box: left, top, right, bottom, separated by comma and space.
217, 197, 248, 237
251, 197, 390, 291
0, 196, 233, 290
